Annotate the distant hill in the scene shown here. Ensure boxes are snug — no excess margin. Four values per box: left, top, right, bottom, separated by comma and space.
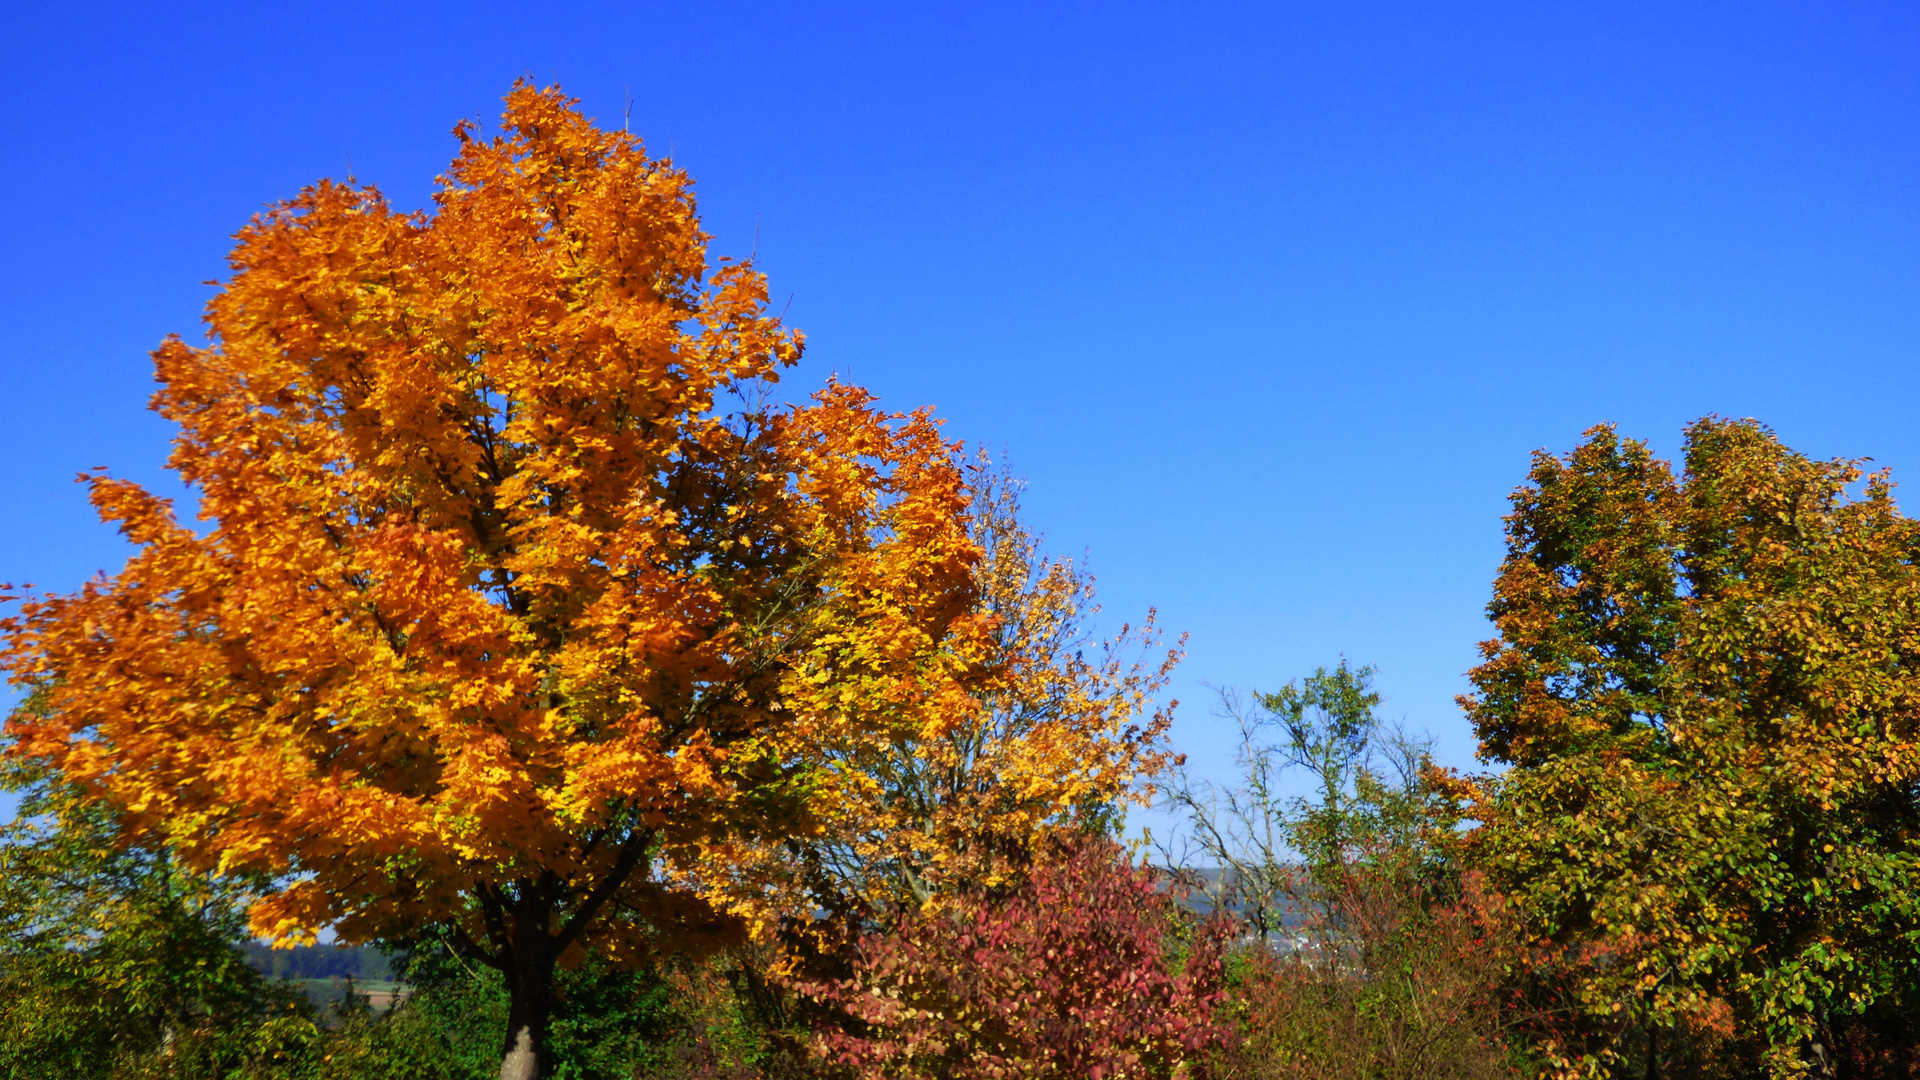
242, 942, 395, 983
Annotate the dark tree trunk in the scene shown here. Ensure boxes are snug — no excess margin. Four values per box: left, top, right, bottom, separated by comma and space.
497, 929, 560, 1080
488, 839, 651, 1080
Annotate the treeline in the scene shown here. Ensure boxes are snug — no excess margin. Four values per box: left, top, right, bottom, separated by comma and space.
240, 945, 393, 985
0, 668, 1510, 1080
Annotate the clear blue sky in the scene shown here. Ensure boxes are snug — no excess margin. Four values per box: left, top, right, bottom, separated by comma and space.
3, 2, 1917, 815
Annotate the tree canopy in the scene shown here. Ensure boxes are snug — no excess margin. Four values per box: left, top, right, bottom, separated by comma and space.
1462, 418, 1920, 1076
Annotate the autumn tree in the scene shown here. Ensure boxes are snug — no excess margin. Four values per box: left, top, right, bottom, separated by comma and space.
1462, 419, 1920, 1077
746, 462, 1180, 920
1, 84, 999, 1080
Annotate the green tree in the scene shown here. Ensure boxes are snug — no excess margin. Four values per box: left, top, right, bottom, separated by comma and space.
333, 936, 805, 1080
1463, 418, 1920, 1078
0, 725, 318, 1080
1164, 660, 1433, 938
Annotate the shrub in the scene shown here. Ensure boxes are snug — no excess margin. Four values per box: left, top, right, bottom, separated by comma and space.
1219, 864, 1528, 1080
793, 837, 1233, 1079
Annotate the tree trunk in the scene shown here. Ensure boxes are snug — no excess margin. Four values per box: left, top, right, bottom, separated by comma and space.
498, 938, 560, 1080
490, 841, 649, 1080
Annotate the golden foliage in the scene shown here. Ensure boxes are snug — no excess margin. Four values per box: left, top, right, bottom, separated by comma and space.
0, 84, 1000, 977
741, 462, 1181, 917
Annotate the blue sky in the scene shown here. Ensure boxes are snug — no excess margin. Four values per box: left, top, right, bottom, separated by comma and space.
2, 2, 1917, 819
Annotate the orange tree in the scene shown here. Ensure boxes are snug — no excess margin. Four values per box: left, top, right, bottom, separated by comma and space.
1461, 419, 1920, 1077
0, 85, 1000, 1080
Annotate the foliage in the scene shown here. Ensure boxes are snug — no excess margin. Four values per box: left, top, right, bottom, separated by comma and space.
1218, 865, 1528, 1080
1461, 418, 1920, 1077
0, 765, 789, 1080
0, 82, 998, 1077
791, 837, 1233, 1080
0, 739, 317, 1080
777, 460, 1181, 917
315, 941, 697, 1080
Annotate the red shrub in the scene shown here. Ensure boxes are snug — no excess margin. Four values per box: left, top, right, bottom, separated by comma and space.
792, 838, 1234, 1079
